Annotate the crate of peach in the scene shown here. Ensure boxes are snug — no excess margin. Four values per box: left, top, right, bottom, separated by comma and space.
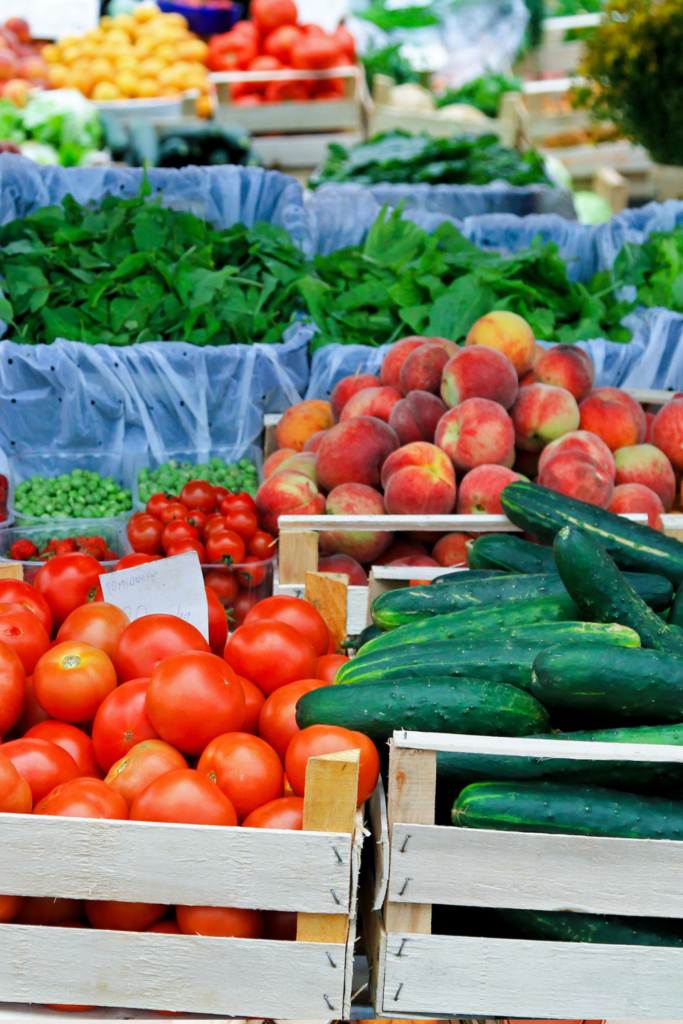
259, 312, 683, 587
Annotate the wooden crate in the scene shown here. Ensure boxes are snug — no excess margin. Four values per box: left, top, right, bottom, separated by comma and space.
515, 14, 602, 79
0, 751, 365, 1017
368, 730, 683, 1019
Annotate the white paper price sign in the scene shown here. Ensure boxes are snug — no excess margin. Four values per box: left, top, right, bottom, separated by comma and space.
0, 0, 100, 40
101, 551, 209, 641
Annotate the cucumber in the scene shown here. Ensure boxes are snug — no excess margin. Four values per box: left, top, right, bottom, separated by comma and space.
452, 780, 683, 839
554, 526, 683, 656
671, 585, 683, 628
295, 677, 551, 741
468, 533, 557, 574
532, 645, 683, 721
432, 569, 510, 584
501, 480, 683, 586
498, 908, 683, 947
437, 722, 683, 793
344, 623, 383, 652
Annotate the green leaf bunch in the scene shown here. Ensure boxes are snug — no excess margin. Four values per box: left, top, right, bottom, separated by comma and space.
614, 227, 683, 310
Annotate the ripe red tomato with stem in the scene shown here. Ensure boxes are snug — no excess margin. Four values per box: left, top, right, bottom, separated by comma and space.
203, 515, 228, 542
205, 585, 228, 655
285, 724, 380, 806
130, 768, 237, 825
0, 603, 50, 673
197, 732, 283, 821
160, 502, 189, 524
0, 579, 52, 634
244, 595, 329, 657
220, 492, 257, 517
162, 519, 199, 554
316, 653, 349, 683
224, 620, 317, 695
34, 553, 106, 628
127, 515, 164, 556
235, 556, 267, 588
185, 508, 208, 533
34, 777, 129, 819
204, 567, 239, 607
0, 642, 27, 736
112, 614, 210, 681
105, 739, 187, 808
242, 795, 303, 829
1, 738, 80, 803
236, 674, 265, 733
92, 678, 158, 772
115, 553, 163, 571
166, 538, 207, 562
205, 530, 246, 566
146, 493, 175, 519
179, 480, 217, 514
34, 641, 117, 723
258, 679, 328, 760
223, 508, 258, 541
25, 721, 102, 779
247, 530, 275, 559
56, 603, 130, 660
214, 485, 229, 507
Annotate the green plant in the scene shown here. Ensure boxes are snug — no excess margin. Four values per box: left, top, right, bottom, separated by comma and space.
435, 74, 523, 118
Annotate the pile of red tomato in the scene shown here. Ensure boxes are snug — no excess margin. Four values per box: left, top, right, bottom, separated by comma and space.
0, 564, 379, 946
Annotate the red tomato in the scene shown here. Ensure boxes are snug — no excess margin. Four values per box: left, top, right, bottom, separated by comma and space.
204, 567, 238, 607
205, 585, 228, 655
13, 673, 50, 736
162, 518, 199, 554
86, 900, 167, 931
105, 738, 187, 808
160, 502, 189, 524
176, 905, 263, 938
146, 493, 176, 519
114, 553, 163, 571
285, 725, 380, 806
0, 604, 50, 674
179, 480, 217, 514
317, 653, 349, 683
166, 538, 207, 562
223, 508, 258, 541
56, 603, 130, 659
220, 492, 257, 517
1, 737, 80, 803
242, 794, 303, 829
205, 529, 246, 566
112, 614, 210, 682
34, 641, 117, 723
247, 530, 275, 559
202, 515, 228, 542
34, 553, 106, 628
326, 629, 336, 654
0, 894, 23, 923
127, 514, 164, 556
92, 679, 158, 772
0, 642, 27, 736
237, 674, 265, 734
229, 589, 260, 626
34, 777, 129, 819
225, 620, 317, 695
0, 579, 52, 634
197, 732, 283, 822
245, 595, 329, 657
214, 485, 229, 506
264, 909, 297, 940
146, 651, 245, 755
235, 555, 266, 588
130, 768, 237, 826
147, 919, 181, 934
185, 508, 208, 533
24, 721, 102, 779
0, 750, 32, 812
258, 679, 328, 760
15, 897, 84, 926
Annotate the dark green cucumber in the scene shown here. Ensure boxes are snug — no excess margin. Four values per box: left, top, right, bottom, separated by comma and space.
501, 480, 683, 585
532, 645, 683, 721
295, 677, 550, 742
498, 908, 683, 947
432, 569, 509, 584
452, 780, 683, 839
437, 722, 683, 792
468, 533, 557, 574
343, 624, 383, 652
554, 526, 683, 656
671, 585, 683, 628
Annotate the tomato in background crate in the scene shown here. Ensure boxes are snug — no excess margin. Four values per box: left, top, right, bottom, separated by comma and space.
112, 614, 210, 682
12, 674, 50, 737
86, 900, 167, 932
243, 794, 304, 830
115, 553, 163, 571
177, 904, 264, 938
160, 502, 189, 524
247, 529, 275, 559
225, 620, 317, 694
0, 751, 31, 813
285, 724, 380, 806
197, 732, 284, 822
92, 679, 158, 773
1, 738, 79, 803
220, 491, 257, 517
0, 644, 28, 737
56, 603, 130, 660
179, 479, 217, 514
258, 679, 328, 761
223, 506, 258, 541
34, 553, 106, 628
235, 555, 266, 588
317, 653, 349, 683
127, 515, 164, 556
34, 777, 129, 820
204, 566, 239, 607
206, 529, 246, 566
25, 721, 102, 779
237, 674, 265, 733
205, 584, 228, 655
146, 493, 175, 519
186, 508, 209, 534
264, 78, 310, 102
166, 537, 207, 562
130, 768, 237, 826
105, 739, 187, 809
162, 518, 199, 554
34, 641, 117, 723
244, 594, 329, 656
0, 603, 50, 673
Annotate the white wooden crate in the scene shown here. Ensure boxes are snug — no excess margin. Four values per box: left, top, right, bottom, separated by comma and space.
0, 752, 365, 1018
368, 731, 683, 1019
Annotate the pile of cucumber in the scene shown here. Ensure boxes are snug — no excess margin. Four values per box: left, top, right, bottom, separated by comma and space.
296, 481, 683, 949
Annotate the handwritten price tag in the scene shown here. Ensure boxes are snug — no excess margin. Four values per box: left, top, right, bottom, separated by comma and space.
0, 0, 99, 39
101, 551, 209, 641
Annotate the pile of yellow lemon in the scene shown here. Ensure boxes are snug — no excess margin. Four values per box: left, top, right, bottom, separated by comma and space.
41, 3, 211, 106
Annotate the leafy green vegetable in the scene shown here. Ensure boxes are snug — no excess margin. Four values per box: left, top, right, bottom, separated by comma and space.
614, 227, 683, 311
299, 206, 634, 350
311, 131, 552, 188
435, 74, 522, 119
0, 180, 306, 346
360, 42, 422, 89
357, 0, 440, 31
0, 90, 104, 167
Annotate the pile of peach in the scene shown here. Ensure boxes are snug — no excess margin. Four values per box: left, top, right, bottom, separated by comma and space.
257, 311, 680, 579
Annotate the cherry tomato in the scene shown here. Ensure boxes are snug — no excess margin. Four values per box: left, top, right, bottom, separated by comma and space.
34, 777, 129, 819
213, 485, 229, 506
146, 493, 176, 519
34, 553, 106, 628
247, 530, 276, 560
86, 900, 168, 932
0, 604, 50, 674
258, 679, 328, 761
92, 678, 158, 773
146, 651, 245, 755
197, 732, 283, 821
202, 515, 228, 542
316, 653, 349, 683
162, 519, 199, 554
204, 567, 239, 608
160, 502, 189, 524
166, 538, 207, 562
176, 905, 264, 938
223, 508, 258, 541
105, 738, 187, 809
205, 585, 228, 655
237, 675, 265, 734
130, 768, 237, 826
264, 909, 297, 940
114, 553, 163, 571
179, 480, 217, 514
235, 556, 267, 589
0, 894, 23, 923
242, 795, 304, 830
25, 721, 102, 779
127, 514, 164, 556
229, 589, 260, 626
285, 725, 380, 806
0, 750, 31, 813
244, 595, 329, 657
13, 673, 50, 737
1, 738, 80, 803
0, 643, 27, 736
205, 530, 246, 566
56, 603, 130, 659
220, 492, 257, 517
34, 641, 117, 723
0, 579, 52, 634
15, 897, 84, 926
186, 508, 208, 533
112, 614, 210, 682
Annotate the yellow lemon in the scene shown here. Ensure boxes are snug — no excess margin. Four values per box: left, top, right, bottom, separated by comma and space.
177, 38, 208, 62
61, 44, 82, 65
134, 4, 161, 23
137, 57, 164, 78
41, 44, 60, 64
153, 43, 177, 65
136, 77, 160, 98
116, 71, 138, 97
66, 67, 95, 95
105, 29, 131, 47
47, 64, 69, 88
90, 58, 115, 84
114, 53, 138, 72
79, 40, 99, 59
112, 13, 136, 35
92, 80, 121, 100
164, 12, 189, 29
133, 37, 155, 58
57, 35, 80, 49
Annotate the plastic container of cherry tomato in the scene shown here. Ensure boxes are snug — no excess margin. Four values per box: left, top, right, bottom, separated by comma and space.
0, 518, 134, 585
203, 554, 276, 627
131, 444, 264, 510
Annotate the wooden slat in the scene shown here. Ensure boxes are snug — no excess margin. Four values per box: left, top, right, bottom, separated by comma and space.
305, 571, 348, 653
369, 777, 390, 912
0, 814, 352, 912
392, 731, 683, 762
278, 529, 319, 585
279, 512, 648, 532
0, 564, 23, 580
381, 933, 683, 1018
389, 824, 683, 918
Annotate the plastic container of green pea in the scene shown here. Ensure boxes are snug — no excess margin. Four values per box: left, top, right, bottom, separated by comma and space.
9, 451, 135, 527
132, 445, 263, 510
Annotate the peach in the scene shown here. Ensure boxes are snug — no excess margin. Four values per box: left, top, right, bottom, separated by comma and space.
303, 430, 328, 453
263, 448, 296, 479
374, 538, 429, 565
579, 387, 646, 451
465, 310, 536, 377
538, 451, 614, 508
340, 386, 402, 424
330, 373, 381, 421
381, 442, 456, 515
519, 345, 546, 386
275, 451, 318, 484
319, 483, 393, 563
381, 337, 427, 391
400, 344, 451, 395
435, 398, 515, 472
609, 483, 664, 531
653, 399, 683, 470
456, 465, 525, 514
614, 444, 676, 511
511, 383, 580, 452
538, 430, 616, 478
275, 399, 333, 452
388, 555, 439, 567
316, 416, 399, 491
389, 390, 447, 445
255, 470, 326, 535
317, 553, 368, 585
432, 533, 473, 567
441, 346, 518, 410
645, 411, 656, 444
534, 344, 595, 402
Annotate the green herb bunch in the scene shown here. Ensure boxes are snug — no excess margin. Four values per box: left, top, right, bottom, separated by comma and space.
614, 227, 683, 310
435, 75, 522, 119
0, 182, 306, 346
